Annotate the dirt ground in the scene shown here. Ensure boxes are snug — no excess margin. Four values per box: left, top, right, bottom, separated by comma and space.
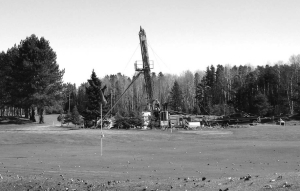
0, 115, 300, 190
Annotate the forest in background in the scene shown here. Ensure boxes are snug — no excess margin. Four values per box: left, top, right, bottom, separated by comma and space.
64, 54, 300, 118
1, 34, 300, 121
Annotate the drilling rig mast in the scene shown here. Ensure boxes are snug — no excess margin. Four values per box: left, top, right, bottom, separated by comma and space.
137, 27, 169, 128
104, 27, 169, 129
138, 26, 153, 110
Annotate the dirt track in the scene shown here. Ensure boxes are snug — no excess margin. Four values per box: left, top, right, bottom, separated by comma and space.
0, 115, 300, 190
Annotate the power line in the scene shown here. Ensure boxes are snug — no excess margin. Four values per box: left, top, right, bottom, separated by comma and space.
121, 43, 139, 74
148, 44, 162, 72
147, 42, 173, 74
104, 72, 142, 118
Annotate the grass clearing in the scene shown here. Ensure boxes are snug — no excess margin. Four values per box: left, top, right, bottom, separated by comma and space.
0, 115, 300, 190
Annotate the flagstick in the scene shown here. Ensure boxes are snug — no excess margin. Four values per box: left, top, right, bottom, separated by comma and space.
100, 103, 103, 156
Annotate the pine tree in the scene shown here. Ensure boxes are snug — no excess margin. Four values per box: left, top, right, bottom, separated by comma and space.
195, 82, 212, 115
9, 34, 64, 121
83, 70, 105, 127
77, 82, 89, 114
252, 92, 270, 116
71, 106, 81, 127
169, 81, 183, 112
0, 52, 10, 110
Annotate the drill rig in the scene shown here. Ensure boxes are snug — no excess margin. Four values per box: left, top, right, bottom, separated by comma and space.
137, 27, 153, 110
105, 27, 169, 129
136, 26, 169, 128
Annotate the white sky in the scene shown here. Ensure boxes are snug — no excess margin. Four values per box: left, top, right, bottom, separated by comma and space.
1, 0, 300, 86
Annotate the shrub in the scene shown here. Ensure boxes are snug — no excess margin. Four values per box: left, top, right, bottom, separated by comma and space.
113, 111, 143, 129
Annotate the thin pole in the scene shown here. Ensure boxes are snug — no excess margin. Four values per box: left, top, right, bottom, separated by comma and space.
100, 103, 103, 156
111, 90, 112, 117
68, 92, 71, 113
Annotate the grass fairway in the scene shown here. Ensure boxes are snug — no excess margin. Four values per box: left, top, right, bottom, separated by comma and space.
0, 115, 300, 190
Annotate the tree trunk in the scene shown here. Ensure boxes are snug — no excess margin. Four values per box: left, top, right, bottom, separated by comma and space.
30, 107, 36, 122
25, 108, 29, 118
39, 108, 45, 124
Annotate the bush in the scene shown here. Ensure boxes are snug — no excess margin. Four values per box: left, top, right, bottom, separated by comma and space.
114, 117, 143, 129
57, 107, 83, 127
113, 111, 143, 129
57, 114, 64, 122
63, 112, 73, 125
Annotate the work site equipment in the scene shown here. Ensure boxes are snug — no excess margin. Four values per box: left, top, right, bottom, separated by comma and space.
104, 27, 169, 129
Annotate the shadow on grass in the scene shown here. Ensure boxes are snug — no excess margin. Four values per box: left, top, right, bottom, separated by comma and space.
0, 116, 33, 125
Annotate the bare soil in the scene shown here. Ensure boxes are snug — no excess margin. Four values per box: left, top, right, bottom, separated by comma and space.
0, 115, 300, 190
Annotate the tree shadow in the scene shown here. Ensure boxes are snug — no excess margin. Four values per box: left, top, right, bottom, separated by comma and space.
0, 116, 33, 125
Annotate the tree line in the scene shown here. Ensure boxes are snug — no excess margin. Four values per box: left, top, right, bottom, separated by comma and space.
1, 35, 300, 122
196, 59, 300, 117
70, 56, 300, 118
69, 55, 300, 120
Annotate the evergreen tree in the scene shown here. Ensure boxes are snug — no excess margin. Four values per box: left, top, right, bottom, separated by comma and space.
71, 106, 81, 127
252, 92, 270, 116
195, 83, 211, 114
215, 65, 225, 104
77, 82, 89, 114
169, 81, 183, 111
158, 72, 165, 104
4, 46, 23, 111
83, 70, 106, 127
9, 34, 64, 121
0, 52, 9, 110
193, 72, 200, 114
